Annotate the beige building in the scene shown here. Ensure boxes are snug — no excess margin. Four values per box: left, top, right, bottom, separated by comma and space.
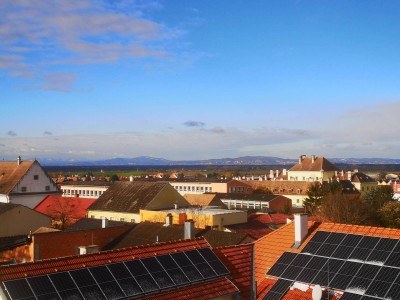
60, 182, 111, 199
0, 157, 59, 208
287, 155, 340, 182
87, 181, 190, 223
0, 203, 52, 237
170, 180, 252, 195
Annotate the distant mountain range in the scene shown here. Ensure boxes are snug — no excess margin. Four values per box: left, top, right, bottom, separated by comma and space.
38, 156, 400, 166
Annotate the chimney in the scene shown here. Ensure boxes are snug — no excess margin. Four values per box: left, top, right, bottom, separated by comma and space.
165, 213, 173, 226
293, 214, 308, 248
275, 170, 279, 178
283, 169, 287, 176
17, 156, 22, 166
129, 176, 134, 182
174, 203, 178, 210
79, 245, 99, 255
311, 155, 316, 163
299, 155, 306, 163
347, 171, 352, 181
101, 216, 108, 228
184, 220, 195, 239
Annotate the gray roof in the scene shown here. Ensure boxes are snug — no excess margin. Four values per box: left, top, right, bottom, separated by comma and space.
87, 181, 172, 213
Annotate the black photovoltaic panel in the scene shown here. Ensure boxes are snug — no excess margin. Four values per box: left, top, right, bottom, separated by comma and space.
89, 265, 115, 283
348, 247, 372, 261
341, 234, 363, 247
347, 276, 372, 291
340, 292, 362, 300
2, 247, 231, 300
70, 268, 97, 288
365, 250, 389, 264
310, 230, 331, 243
291, 253, 312, 267
365, 280, 393, 298
315, 242, 338, 257
331, 245, 354, 259
377, 266, 400, 284
385, 250, 400, 268
375, 237, 399, 251
357, 235, 379, 250
262, 279, 293, 300
27, 275, 58, 297
324, 232, 346, 245
385, 282, 400, 299
296, 267, 319, 283
301, 241, 322, 254
3, 279, 35, 300
274, 252, 298, 265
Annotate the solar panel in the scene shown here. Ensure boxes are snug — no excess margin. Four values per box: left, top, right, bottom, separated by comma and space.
341, 234, 363, 247
312, 230, 331, 242
315, 243, 338, 257
385, 282, 400, 299
340, 292, 362, 300
262, 279, 293, 300
331, 245, 354, 259
296, 267, 319, 283
365, 250, 389, 265
348, 247, 372, 261
281, 265, 303, 281
385, 251, 400, 268
301, 241, 322, 254
375, 237, 399, 251
324, 232, 346, 245
365, 280, 392, 298
3, 279, 35, 300
27, 275, 58, 298
2, 247, 231, 300
357, 236, 379, 250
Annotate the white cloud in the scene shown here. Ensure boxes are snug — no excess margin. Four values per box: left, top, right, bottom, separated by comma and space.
0, 0, 176, 92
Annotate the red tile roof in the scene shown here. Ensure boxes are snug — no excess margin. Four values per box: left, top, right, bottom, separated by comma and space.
215, 243, 254, 299
34, 195, 96, 220
0, 238, 209, 281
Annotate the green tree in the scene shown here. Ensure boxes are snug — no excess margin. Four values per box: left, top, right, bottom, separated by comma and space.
378, 201, 400, 228
363, 186, 394, 210
110, 174, 119, 181
303, 182, 330, 215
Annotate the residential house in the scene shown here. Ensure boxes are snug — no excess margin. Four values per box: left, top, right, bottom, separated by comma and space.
0, 237, 254, 300
0, 203, 51, 237
287, 155, 340, 182
0, 157, 58, 208
87, 181, 190, 223
255, 214, 400, 299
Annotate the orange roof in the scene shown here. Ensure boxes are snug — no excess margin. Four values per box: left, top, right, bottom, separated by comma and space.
0, 160, 35, 194
215, 243, 254, 299
34, 195, 96, 220
255, 220, 400, 299
289, 156, 340, 172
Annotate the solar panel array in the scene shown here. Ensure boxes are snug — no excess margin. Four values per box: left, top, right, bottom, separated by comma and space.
264, 231, 400, 300
1, 247, 229, 300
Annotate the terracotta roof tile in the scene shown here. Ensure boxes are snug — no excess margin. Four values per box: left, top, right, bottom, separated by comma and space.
215, 243, 254, 299
289, 156, 340, 172
0, 238, 209, 281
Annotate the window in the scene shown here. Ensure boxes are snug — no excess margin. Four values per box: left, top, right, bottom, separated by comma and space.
120, 218, 125, 222
21, 187, 27, 192
33, 175, 39, 180
110, 217, 115, 221
131, 219, 135, 223
297, 199, 300, 203
91, 215, 95, 218
45, 186, 50, 191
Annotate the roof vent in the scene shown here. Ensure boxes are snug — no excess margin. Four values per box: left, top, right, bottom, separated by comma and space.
184, 220, 195, 239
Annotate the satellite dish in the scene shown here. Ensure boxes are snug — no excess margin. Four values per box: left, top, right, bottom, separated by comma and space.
312, 285, 322, 300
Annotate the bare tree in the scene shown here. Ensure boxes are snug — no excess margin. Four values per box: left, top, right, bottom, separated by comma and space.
47, 197, 79, 230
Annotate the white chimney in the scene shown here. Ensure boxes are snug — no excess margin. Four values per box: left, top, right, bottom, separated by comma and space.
347, 171, 352, 181
293, 214, 308, 248
311, 155, 316, 163
129, 176, 134, 182
184, 220, 195, 239
79, 245, 99, 255
101, 216, 108, 228
165, 213, 173, 226
275, 170, 279, 178
283, 169, 287, 176
17, 156, 22, 166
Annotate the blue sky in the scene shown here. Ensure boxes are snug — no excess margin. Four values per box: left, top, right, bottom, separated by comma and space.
1, 0, 400, 161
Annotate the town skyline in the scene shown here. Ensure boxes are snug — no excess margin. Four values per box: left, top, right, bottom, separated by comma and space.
1, 1, 400, 161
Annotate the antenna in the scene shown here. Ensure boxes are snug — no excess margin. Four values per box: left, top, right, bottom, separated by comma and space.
312, 285, 322, 300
